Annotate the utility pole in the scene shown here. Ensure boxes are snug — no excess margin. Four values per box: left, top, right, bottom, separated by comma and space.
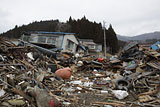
103, 21, 107, 59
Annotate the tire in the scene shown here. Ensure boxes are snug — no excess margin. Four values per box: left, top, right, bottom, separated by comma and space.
115, 79, 131, 90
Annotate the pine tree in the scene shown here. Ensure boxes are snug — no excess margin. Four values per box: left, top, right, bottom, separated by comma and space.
107, 24, 119, 53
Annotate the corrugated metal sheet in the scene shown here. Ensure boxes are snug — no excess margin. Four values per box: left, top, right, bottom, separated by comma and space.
124, 41, 138, 51
147, 60, 160, 70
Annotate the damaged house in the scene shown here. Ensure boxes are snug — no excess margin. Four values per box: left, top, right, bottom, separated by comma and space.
79, 39, 102, 54
21, 31, 79, 53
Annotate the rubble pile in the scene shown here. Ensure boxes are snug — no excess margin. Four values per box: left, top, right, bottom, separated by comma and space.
0, 38, 160, 107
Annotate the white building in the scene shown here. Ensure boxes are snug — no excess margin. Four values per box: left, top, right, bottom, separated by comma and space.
21, 31, 79, 53
79, 39, 102, 52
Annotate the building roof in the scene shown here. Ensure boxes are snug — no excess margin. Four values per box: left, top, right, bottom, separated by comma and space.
79, 39, 94, 42
79, 39, 96, 45
30, 31, 75, 35
84, 41, 96, 45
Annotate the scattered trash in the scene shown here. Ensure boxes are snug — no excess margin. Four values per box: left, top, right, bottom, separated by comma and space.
7, 99, 26, 106
139, 95, 153, 103
98, 57, 103, 62
100, 90, 108, 94
150, 41, 160, 51
27, 52, 34, 60
77, 61, 83, 66
55, 67, 72, 79
125, 61, 137, 70
0, 89, 5, 97
112, 90, 129, 100
0, 38, 159, 106
34, 86, 61, 107
104, 105, 113, 107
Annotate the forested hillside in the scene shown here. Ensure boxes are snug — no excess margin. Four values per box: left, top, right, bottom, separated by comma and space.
0, 17, 120, 53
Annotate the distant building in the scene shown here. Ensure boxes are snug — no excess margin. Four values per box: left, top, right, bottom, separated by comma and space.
79, 39, 102, 53
21, 31, 79, 53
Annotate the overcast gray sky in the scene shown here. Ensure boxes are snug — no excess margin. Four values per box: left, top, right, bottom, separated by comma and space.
0, 0, 160, 36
